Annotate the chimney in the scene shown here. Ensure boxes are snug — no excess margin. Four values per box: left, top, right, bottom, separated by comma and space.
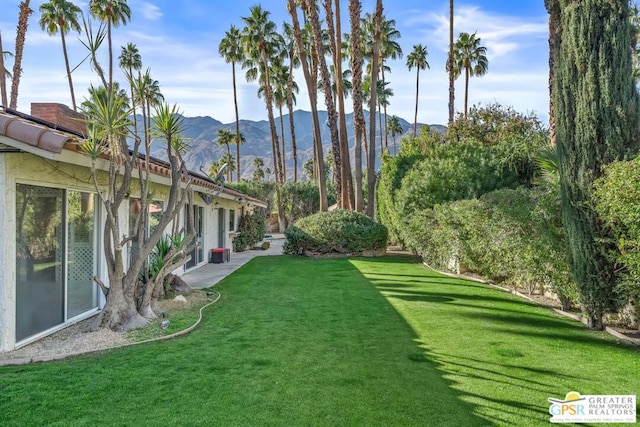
31, 103, 87, 135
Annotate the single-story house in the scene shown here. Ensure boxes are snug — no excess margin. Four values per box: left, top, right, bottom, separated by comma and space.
0, 103, 267, 353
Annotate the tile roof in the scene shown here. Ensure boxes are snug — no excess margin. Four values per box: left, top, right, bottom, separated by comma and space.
0, 109, 267, 208
0, 111, 75, 154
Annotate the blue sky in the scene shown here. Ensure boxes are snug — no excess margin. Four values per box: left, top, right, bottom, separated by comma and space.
1, 0, 550, 126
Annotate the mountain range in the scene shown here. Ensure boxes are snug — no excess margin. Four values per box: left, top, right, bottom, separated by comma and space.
139, 110, 445, 180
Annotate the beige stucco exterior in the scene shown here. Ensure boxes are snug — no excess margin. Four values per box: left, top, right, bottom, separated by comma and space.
0, 134, 265, 352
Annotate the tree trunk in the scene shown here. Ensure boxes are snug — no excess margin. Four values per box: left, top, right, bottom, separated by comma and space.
10, 0, 32, 110
226, 143, 232, 182
547, 0, 559, 147
279, 104, 287, 181
350, 0, 365, 213
309, 0, 341, 208
447, 0, 455, 125
464, 65, 469, 120
60, 30, 77, 111
288, 0, 327, 211
233, 60, 242, 181
286, 55, 298, 182
328, 0, 353, 210
367, 0, 383, 218
413, 68, 419, 137
92, 280, 148, 331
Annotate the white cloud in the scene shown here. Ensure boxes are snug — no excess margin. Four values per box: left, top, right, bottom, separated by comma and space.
136, 1, 163, 21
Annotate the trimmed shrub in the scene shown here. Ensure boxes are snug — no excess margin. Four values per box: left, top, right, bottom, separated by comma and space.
232, 212, 266, 252
402, 187, 577, 310
283, 209, 388, 255
593, 156, 640, 326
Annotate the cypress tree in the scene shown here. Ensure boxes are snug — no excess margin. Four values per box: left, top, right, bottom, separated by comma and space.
548, 0, 640, 330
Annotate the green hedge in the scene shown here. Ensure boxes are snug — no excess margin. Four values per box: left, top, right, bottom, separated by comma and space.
232, 212, 266, 252
283, 209, 388, 255
593, 156, 640, 304
402, 187, 576, 310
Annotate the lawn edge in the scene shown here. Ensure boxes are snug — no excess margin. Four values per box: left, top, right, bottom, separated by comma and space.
422, 261, 640, 347
0, 291, 222, 367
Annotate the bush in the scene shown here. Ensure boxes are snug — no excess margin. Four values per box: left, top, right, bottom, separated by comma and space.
395, 141, 519, 217
232, 212, 266, 252
283, 209, 388, 255
402, 187, 577, 310
593, 156, 640, 308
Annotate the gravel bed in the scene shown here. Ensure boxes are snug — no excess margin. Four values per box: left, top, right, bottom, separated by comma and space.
0, 317, 130, 363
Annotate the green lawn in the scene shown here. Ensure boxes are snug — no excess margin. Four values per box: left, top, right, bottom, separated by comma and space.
0, 256, 637, 426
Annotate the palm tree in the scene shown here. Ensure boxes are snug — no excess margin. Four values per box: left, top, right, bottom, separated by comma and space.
132, 68, 163, 154
234, 131, 246, 178
322, 0, 353, 209
286, 0, 328, 211
89, 0, 131, 89
367, 0, 383, 218
269, 61, 293, 182
241, 6, 284, 191
387, 115, 403, 155
453, 31, 488, 120
377, 16, 402, 149
362, 13, 401, 149
10, 0, 33, 110
349, 0, 365, 212
448, 0, 455, 124
39, 0, 82, 111
406, 44, 429, 137
220, 150, 236, 182
219, 25, 244, 182
306, 0, 343, 207
283, 22, 300, 182
216, 129, 234, 182
119, 42, 142, 144
252, 157, 265, 181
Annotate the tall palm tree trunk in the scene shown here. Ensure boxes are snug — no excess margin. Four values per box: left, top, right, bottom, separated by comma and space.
279, 104, 287, 181
0, 30, 8, 108
378, 100, 383, 153
285, 53, 298, 182
287, 0, 327, 210
547, 0, 559, 147
464, 66, 470, 119
10, 0, 32, 110
350, 0, 365, 212
413, 68, 420, 136
232, 61, 242, 181
367, 0, 383, 218
381, 65, 389, 149
309, 0, 342, 207
447, 0, 455, 124
60, 30, 77, 111
262, 53, 285, 230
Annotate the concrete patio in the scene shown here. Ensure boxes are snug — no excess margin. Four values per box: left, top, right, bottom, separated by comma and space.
183, 236, 284, 289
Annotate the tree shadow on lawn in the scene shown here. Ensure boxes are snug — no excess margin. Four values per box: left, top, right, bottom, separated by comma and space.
349, 255, 640, 426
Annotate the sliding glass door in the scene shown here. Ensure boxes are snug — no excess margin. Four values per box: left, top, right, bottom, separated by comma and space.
16, 185, 65, 341
15, 184, 98, 342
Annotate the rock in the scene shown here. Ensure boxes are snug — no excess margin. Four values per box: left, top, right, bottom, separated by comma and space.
164, 273, 193, 297
173, 295, 188, 303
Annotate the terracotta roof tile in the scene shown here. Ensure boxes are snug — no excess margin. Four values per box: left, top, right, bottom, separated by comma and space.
0, 112, 73, 154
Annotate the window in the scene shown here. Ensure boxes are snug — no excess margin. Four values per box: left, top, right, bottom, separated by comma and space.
229, 209, 236, 232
